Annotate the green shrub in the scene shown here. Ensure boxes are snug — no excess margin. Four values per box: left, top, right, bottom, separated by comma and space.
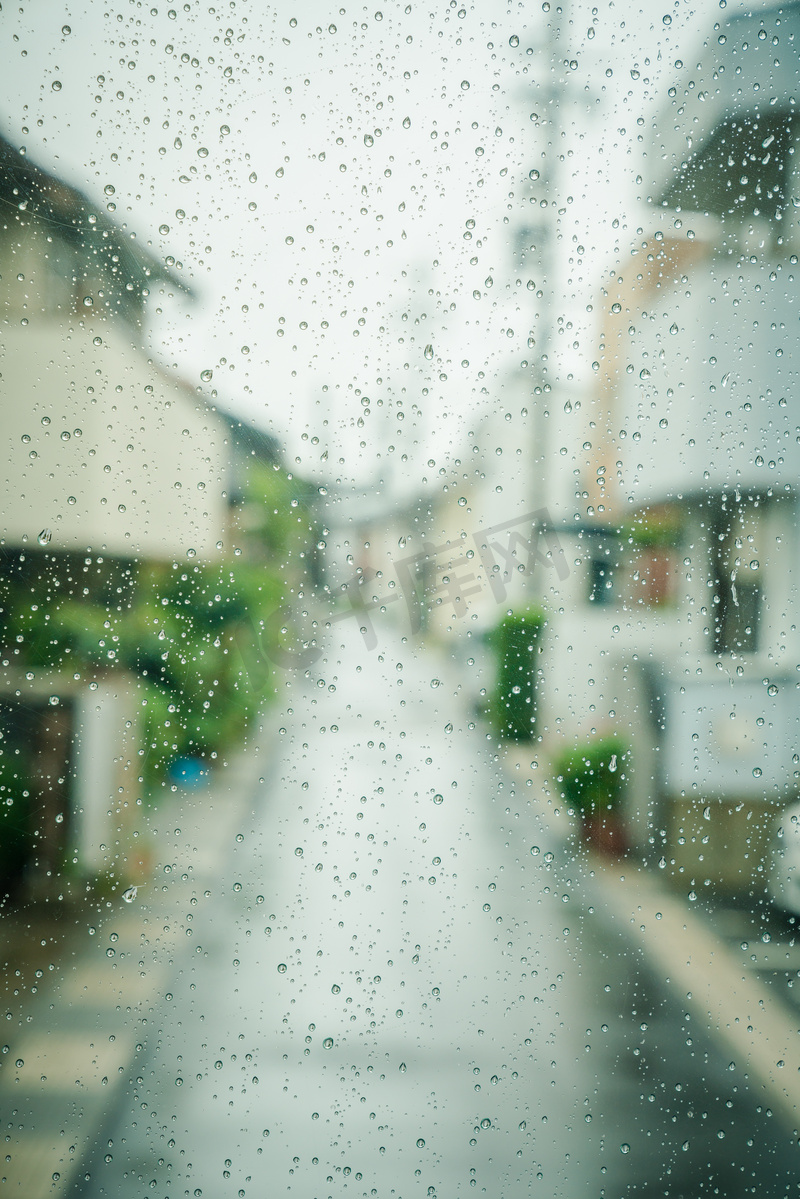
490, 608, 545, 742
0, 553, 285, 792
553, 735, 628, 816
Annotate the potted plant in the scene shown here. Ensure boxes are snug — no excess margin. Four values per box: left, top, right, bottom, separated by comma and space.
622, 505, 682, 607
554, 735, 629, 855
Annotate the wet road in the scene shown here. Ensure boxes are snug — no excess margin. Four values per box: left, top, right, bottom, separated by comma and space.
78, 625, 800, 1198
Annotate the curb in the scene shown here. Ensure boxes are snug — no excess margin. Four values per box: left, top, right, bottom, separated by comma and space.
586, 859, 800, 1137
499, 745, 800, 1137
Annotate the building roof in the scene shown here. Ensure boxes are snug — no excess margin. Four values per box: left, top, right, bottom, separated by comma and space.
645, 2, 800, 208
0, 131, 189, 298
221, 414, 282, 466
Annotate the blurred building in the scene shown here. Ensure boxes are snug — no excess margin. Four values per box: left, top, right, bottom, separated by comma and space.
571, 3, 800, 891
0, 133, 233, 896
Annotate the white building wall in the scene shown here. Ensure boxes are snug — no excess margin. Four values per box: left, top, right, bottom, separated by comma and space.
0, 318, 230, 561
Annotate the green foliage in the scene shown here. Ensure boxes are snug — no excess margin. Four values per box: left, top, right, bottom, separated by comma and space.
490, 608, 545, 742
242, 459, 316, 562
621, 505, 683, 549
122, 559, 284, 786
0, 451, 307, 886
553, 736, 629, 816
0, 553, 285, 791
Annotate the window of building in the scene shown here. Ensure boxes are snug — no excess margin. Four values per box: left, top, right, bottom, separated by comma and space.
712, 500, 764, 655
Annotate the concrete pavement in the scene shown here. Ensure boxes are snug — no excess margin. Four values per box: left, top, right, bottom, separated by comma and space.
3, 620, 800, 1196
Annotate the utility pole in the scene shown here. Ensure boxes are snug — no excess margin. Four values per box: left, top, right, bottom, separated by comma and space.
520, 3, 570, 518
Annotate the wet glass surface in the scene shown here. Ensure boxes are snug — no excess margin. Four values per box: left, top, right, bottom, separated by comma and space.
2, 3, 800, 1197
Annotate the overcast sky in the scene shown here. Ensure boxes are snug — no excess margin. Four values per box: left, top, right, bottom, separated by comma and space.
0, 0, 747, 494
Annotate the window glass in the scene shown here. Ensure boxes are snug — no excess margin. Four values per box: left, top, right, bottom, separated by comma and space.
2, 4, 800, 1197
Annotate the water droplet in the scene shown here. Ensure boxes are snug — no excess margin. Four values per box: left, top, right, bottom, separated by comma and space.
416, 1138, 425, 1148
433, 793, 444, 805
51, 80, 62, 91
294, 847, 303, 857
121, 885, 140, 904
403, 116, 411, 129
323, 1036, 334, 1049
659, 417, 668, 429
721, 372, 731, 388
424, 344, 434, 360
103, 184, 115, 196
399, 1061, 407, 1072
609, 755, 617, 772
480, 1118, 491, 1129
277, 962, 288, 973
768, 683, 778, 696
611, 302, 621, 314
669, 322, 679, 335
15, 1059, 24, 1069
331, 983, 341, 994
461, 79, 470, 90
38, 528, 52, 546
509, 34, 520, 46
364, 133, 374, 147
620, 1143, 630, 1154
197, 147, 209, 158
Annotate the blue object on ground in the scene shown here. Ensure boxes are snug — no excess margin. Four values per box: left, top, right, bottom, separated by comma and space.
167, 756, 209, 789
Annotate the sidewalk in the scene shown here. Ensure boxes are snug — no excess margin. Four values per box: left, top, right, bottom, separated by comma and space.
0, 734, 271, 1196
501, 743, 800, 1137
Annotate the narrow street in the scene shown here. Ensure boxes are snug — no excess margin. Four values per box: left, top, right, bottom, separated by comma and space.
58, 621, 800, 1197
